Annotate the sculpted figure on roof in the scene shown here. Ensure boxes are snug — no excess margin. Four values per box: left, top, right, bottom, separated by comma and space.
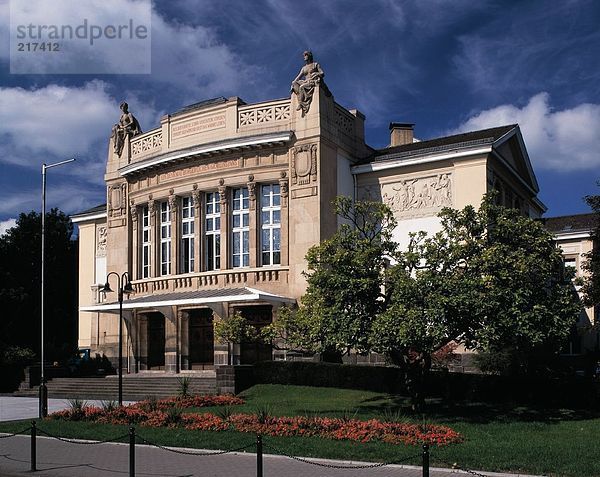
291, 50, 324, 117
111, 101, 142, 156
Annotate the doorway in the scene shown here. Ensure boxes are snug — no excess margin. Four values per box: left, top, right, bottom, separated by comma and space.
147, 312, 165, 370
188, 308, 214, 369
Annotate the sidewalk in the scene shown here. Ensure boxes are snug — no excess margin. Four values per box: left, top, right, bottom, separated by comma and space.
0, 397, 134, 422
0, 433, 546, 477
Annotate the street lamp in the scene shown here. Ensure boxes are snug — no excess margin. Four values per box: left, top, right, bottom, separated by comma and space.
40, 158, 76, 418
100, 272, 134, 405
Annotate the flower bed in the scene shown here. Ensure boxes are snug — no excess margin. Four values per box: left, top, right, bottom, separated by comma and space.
49, 395, 462, 447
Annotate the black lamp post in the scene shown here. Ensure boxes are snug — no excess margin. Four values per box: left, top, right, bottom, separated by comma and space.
101, 272, 133, 405
40, 158, 75, 418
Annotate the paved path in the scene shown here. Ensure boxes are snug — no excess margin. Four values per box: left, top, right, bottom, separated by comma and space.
0, 434, 545, 477
0, 397, 134, 422
0, 398, 544, 477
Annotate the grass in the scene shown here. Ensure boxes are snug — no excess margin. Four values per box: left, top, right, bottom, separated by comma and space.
1, 384, 599, 477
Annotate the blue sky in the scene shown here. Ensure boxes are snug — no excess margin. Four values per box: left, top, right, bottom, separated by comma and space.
0, 0, 599, 234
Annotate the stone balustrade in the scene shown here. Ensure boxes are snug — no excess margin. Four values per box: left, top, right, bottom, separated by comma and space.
131, 267, 289, 294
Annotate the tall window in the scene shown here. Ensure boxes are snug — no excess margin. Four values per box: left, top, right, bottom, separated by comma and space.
160, 201, 171, 275
181, 197, 194, 273
261, 184, 281, 266
205, 192, 221, 271
141, 205, 150, 278
232, 187, 250, 268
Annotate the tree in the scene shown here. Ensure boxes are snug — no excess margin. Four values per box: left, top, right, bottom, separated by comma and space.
266, 197, 396, 362
274, 196, 581, 407
0, 209, 77, 362
214, 311, 259, 365
581, 185, 600, 309
372, 198, 581, 401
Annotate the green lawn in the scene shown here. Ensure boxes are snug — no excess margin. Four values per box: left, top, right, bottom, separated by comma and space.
1, 384, 599, 477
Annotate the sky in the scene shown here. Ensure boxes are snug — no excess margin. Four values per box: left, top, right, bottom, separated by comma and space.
0, 0, 599, 234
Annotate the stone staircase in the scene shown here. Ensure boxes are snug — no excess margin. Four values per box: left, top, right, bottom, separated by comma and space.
14, 373, 217, 401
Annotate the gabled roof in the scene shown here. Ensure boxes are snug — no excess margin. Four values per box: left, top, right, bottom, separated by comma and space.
368, 124, 516, 163
543, 213, 597, 234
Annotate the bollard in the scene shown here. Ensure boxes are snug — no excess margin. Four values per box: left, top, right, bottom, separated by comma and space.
422, 444, 429, 477
129, 426, 136, 477
256, 434, 263, 477
30, 420, 37, 472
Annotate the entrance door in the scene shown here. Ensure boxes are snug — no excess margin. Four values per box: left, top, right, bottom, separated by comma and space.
189, 309, 214, 369
147, 312, 165, 370
238, 305, 272, 364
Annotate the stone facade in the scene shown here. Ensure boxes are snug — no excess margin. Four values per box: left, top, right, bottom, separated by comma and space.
73, 78, 549, 374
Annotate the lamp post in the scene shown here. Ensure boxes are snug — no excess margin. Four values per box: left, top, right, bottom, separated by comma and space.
101, 272, 133, 405
40, 158, 75, 418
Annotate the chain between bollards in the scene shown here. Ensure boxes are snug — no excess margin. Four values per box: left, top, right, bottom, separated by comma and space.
422, 444, 429, 477
30, 420, 37, 472
129, 426, 136, 477
256, 434, 263, 477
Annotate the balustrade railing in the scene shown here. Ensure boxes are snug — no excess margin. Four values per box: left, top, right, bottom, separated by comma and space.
132, 267, 288, 294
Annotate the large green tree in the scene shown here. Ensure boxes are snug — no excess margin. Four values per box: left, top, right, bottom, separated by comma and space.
273, 196, 581, 405
0, 209, 78, 361
265, 197, 396, 361
581, 185, 600, 310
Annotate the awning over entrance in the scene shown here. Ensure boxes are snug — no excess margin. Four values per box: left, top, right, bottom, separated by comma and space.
80, 286, 295, 313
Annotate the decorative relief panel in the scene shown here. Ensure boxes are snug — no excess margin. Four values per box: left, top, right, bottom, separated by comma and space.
291, 144, 317, 186
239, 102, 291, 127
96, 225, 107, 257
108, 183, 127, 220
335, 107, 354, 136
131, 131, 162, 157
380, 173, 452, 218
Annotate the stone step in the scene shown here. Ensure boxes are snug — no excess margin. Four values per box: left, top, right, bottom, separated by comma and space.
14, 375, 218, 400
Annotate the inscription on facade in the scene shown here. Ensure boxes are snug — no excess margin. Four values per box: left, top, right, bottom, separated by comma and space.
171, 114, 226, 139
378, 173, 452, 217
158, 159, 240, 182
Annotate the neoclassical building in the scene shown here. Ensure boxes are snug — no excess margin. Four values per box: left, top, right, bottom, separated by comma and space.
73, 62, 546, 374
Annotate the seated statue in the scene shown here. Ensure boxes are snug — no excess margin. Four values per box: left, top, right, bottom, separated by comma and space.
111, 102, 142, 156
291, 51, 324, 117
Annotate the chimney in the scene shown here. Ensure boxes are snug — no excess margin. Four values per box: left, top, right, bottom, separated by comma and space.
389, 122, 414, 147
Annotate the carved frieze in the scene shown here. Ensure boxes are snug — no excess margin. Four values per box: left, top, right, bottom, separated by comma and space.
291, 144, 317, 186
96, 225, 107, 257
379, 173, 453, 218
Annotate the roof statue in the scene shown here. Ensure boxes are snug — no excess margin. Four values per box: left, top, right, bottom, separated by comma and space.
111, 101, 142, 156
291, 50, 324, 117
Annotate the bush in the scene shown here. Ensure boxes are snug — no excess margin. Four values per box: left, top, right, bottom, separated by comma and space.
253, 361, 406, 393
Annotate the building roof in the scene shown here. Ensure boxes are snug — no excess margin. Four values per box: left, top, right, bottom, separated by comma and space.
79, 287, 295, 312
70, 204, 107, 223
543, 213, 597, 234
364, 124, 517, 164
172, 97, 229, 117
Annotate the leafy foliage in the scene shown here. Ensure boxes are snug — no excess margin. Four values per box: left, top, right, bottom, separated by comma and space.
214, 311, 258, 344
274, 195, 581, 401
263, 197, 397, 361
0, 209, 77, 361
581, 185, 600, 308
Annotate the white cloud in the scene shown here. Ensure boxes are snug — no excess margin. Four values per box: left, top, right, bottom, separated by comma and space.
0, 81, 159, 166
451, 93, 600, 171
0, 218, 16, 236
